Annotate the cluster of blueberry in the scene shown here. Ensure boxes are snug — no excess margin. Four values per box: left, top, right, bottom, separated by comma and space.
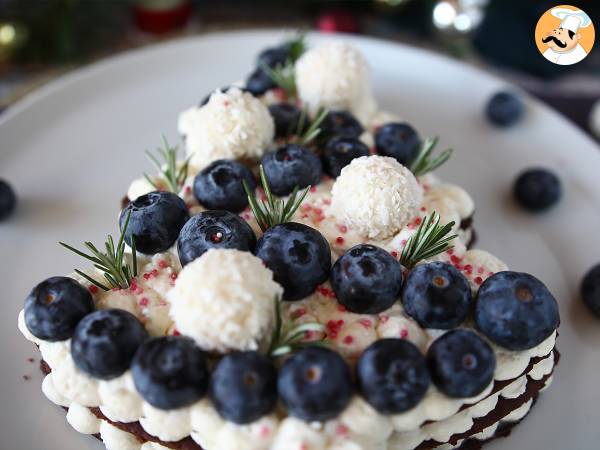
23, 170, 559, 425
22, 263, 557, 425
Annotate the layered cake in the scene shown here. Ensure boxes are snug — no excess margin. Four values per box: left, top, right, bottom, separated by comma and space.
18, 36, 559, 450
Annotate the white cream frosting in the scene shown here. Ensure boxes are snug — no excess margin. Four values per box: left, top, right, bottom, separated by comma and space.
67, 403, 101, 434
168, 248, 283, 352
330, 156, 423, 240
295, 41, 376, 123
178, 87, 274, 170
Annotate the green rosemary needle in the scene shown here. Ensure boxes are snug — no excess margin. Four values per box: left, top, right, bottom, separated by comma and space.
144, 136, 190, 193
399, 211, 458, 269
409, 137, 453, 177
60, 211, 138, 291
243, 165, 310, 232
269, 297, 327, 357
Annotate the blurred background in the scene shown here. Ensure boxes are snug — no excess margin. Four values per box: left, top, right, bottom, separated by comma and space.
0, 0, 598, 140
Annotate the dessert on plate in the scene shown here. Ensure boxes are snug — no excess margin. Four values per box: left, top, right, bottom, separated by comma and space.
18, 35, 559, 450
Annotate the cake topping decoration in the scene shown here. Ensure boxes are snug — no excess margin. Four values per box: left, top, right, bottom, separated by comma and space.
399, 211, 457, 269
143, 136, 191, 194
244, 165, 310, 232
269, 298, 326, 357
331, 155, 423, 239
409, 136, 453, 177
60, 211, 138, 291
168, 248, 283, 352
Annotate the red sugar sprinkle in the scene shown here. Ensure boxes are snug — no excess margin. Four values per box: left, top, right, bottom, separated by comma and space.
291, 308, 306, 319
88, 285, 99, 294
450, 255, 460, 264
259, 425, 271, 438
336, 424, 349, 436
337, 304, 347, 312
407, 223, 415, 230
170, 273, 178, 280
185, 186, 192, 194
478, 267, 485, 274
463, 264, 473, 272
488, 271, 495, 277
475, 276, 483, 285
359, 318, 372, 329
316, 216, 325, 222
401, 239, 407, 246
400, 329, 409, 339
223, 100, 230, 107
173, 329, 181, 336
139, 297, 149, 306
302, 214, 309, 219
391, 251, 398, 258
447, 248, 454, 255
151, 269, 159, 277
336, 236, 345, 245
339, 224, 348, 233
343, 335, 354, 345
379, 314, 389, 324
158, 260, 168, 269
414, 217, 422, 226
310, 186, 317, 193
314, 207, 323, 215
301, 204, 312, 212
420, 206, 427, 212
323, 198, 331, 205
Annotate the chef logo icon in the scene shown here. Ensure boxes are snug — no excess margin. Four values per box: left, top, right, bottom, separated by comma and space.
535, 5, 595, 65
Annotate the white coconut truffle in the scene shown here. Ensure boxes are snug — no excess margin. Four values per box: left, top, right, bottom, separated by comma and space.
331, 156, 422, 239
178, 87, 275, 170
295, 41, 376, 123
168, 249, 283, 352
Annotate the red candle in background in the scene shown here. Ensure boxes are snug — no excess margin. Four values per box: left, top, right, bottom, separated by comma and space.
316, 9, 360, 34
133, 0, 192, 34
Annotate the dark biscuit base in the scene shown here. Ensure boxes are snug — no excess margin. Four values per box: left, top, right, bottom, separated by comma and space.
39, 348, 557, 450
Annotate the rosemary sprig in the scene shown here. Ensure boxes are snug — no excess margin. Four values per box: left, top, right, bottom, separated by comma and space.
243, 165, 310, 232
269, 297, 327, 357
59, 212, 138, 291
260, 61, 297, 99
409, 137, 453, 177
144, 136, 190, 193
400, 211, 458, 269
283, 31, 307, 63
296, 107, 328, 146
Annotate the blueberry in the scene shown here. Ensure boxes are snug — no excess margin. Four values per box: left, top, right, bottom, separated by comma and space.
193, 159, 256, 213
513, 168, 561, 212
120, 191, 189, 255
0, 179, 17, 221
486, 91, 524, 127
258, 46, 289, 69
24, 277, 95, 341
475, 271, 559, 351
71, 309, 148, 380
319, 110, 364, 141
131, 336, 209, 410
278, 347, 352, 422
402, 262, 472, 329
322, 137, 370, 178
331, 244, 402, 314
245, 68, 276, 96
268, 103, 302, 138
200, 86, 249, 106
375, 122, 421, 167
210, 351, 278, 424
581, 264, 600, 318
261, 144, 322, 196
255, 222, 331, 301
426, 329, 496, 398
357, 339, 429, 414
177, 210, 256, 266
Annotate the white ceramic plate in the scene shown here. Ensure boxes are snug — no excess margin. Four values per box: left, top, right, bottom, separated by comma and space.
1, 30, 599, 450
